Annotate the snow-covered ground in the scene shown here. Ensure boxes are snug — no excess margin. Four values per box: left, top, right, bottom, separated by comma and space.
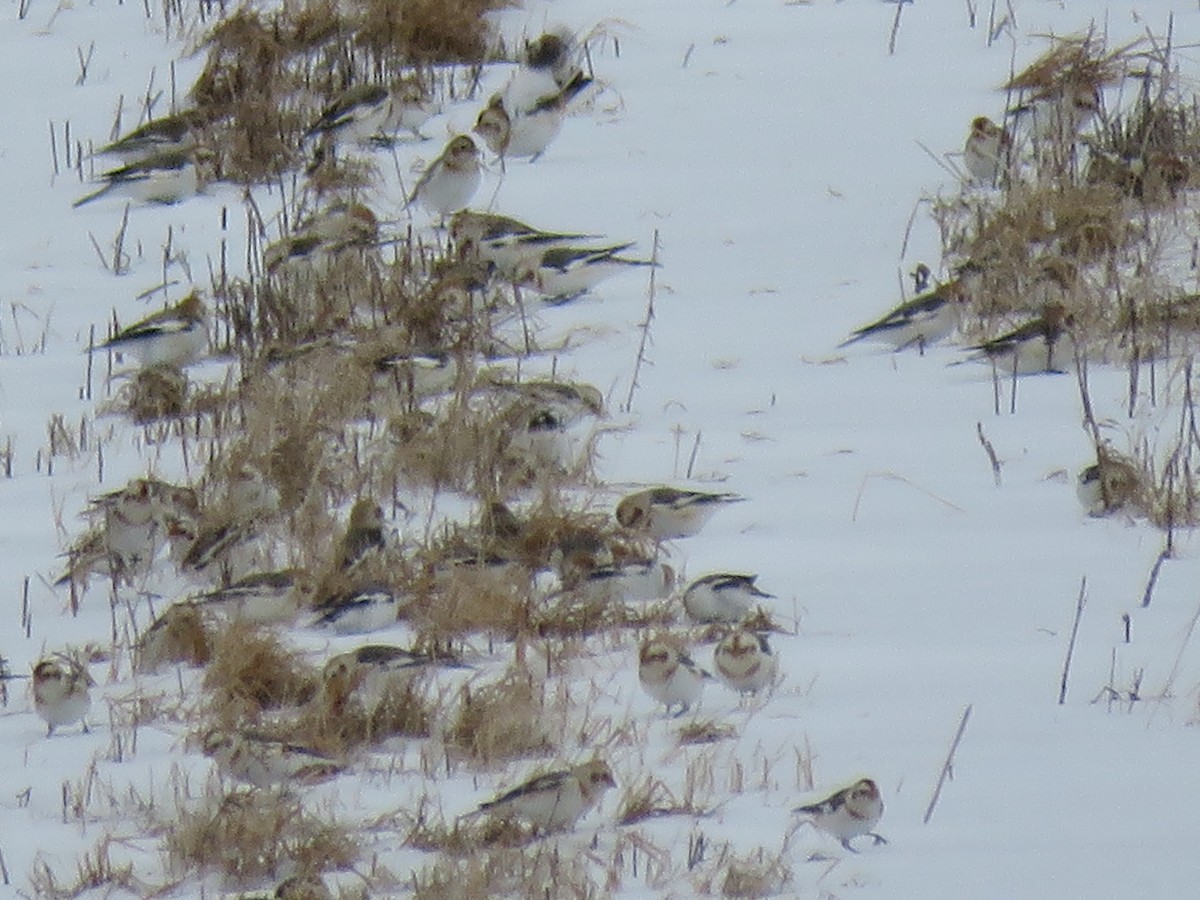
3, 0, 1200, 897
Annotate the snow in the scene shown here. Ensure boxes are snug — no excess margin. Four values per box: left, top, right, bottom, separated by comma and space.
2, 0, 1200, 896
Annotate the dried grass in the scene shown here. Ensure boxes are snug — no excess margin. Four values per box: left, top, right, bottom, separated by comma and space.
165, 789, 356, 882
202, 626, 318, 723
446, 665, 553, 764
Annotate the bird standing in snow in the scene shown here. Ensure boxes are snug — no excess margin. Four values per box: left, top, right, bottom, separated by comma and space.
958, 301, 1072, 374
841, 271, 975, 354
638, 637, 709, 716
32, 653, 94, 736
616, 487, 743, 541
465, 759, 616, 832
408, 135, 482, 220
962, 116, 1010, 186
95, 292, 208, 370
713, 630, 778, 694
683, 573, 775, 624
794, 778, 887, 852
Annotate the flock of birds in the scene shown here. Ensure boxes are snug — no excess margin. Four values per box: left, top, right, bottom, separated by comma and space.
2, 20, 902, 896
838, 83, 1103, 369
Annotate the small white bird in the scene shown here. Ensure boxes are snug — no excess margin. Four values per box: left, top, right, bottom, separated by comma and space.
958, 301, 1071, 374
195, 569, 302, 624
794, 778, 887, 852
474, 71, 592, 162
311, 584, 404, 634
322, 643, 464, 708
202, 729, 344, 788
683, 573, 775, 624
134, 601, 212, 672
840, 275, 971, 353
514, 243, 655, 304
306, 81, 438, 146
638, 638, 710, 716
571, 558, 676, 605
962, 116, 1010, 186
1009, 81, 1100, 144
74, 148, 204, 208
408, 135, 482, 220
56, 476, 198, 588
616, 487, 744, 541
519, 27, 586, 93
264, 202, 380, 273
32, 653, 94, 736
713, 630, 778, 694
450, 209, 597, 278
96, 109, 205, 165
95, 292, 208, 370
467, 759, 615, 832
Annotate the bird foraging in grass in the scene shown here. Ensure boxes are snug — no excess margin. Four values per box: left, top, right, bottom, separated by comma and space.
794, 778, 887, 852
94, 292, 208, 371
305, 81, 438, 147
514, 242, 655, 304
956, 301, 1072, 375
465, 760, 615, 832
201, 729, 344, 788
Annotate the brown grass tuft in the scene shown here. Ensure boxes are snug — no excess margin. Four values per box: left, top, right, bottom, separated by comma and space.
202, 626, 317, 722
135, 601, 214, 672
446, 665, 552, 764
165, 789, 356, 883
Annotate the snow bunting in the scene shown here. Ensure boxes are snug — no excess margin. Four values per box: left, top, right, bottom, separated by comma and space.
1010, 81, 1100, 144
794, 778, 887, 852
1077, 454, 1141, 517
450, 209, 597, 277
195, 569, 303, 624
572, 558, 676, 604
321, 644, 464, 711
202, 729, 343, 788
306, 81, 438, 146
521, 27, 586, 92
311, 584, 405, 634
95, 292, 208, 370
840, 274, 973, 352
474, 71, 592, 162
638, 637, 710, 716
962, 116, 1010, 186
713, 630, 777, 694
468, 760, 615, 832
264, 202, 379, 273
57, 476, 198, 587
32, 653, 94, 736
336, 498, 388, 570
408, 135, 482, 220
96, 109, 204, 165
959, 301, 1072, 374
616, 487, 744, 541
73, 148, 205, 207
514, 243, 655, 303
683, 573, 774, 624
